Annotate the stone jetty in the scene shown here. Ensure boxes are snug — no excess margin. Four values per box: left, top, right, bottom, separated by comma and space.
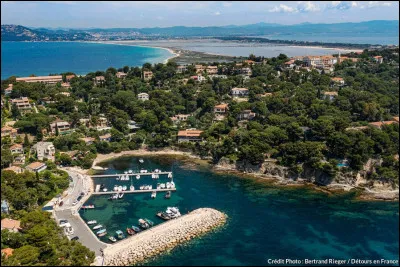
102, 208, 227, 266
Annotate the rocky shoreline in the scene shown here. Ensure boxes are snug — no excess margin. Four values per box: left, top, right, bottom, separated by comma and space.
102, 208, 227, 266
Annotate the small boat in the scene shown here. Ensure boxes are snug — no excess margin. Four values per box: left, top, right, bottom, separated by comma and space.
165, 191, 171, 199
140, 185, 144, 190
136, 174, 140, 180
126, 227, 135, 235
138, 219, 149, 229
131, 225, 141, 232
151, 174, 155, 179
100, 184, 105, 189
139, 159, 144, 163
144, 218, 154, 227
82, 205, 95, 209
166, 207, 181, 218
87, 220, 97, 225
118, 186, 123, 191
122, 186, 127, 191
128, 170, 133, 174
160, 183, 166, 189
170, 181, 175, 188
116, 230, 125, 239
113, 185, 118, 191
108, 236, 117, 242
157, 183, 161, 189
97, 229, 107, 236
151, 191, 156, 198
102, 188, 108, 192
116, 175, 120, 181
124, 171, 128, 174
93, 224, 103, 230
130, 185, 135, 191
168, 173, 172, 178
118, 193, 124, 199
156, 212, 171, 220
166, 182, 171, 189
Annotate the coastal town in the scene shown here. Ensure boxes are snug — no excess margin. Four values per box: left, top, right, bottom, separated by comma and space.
1, 44, 399, 265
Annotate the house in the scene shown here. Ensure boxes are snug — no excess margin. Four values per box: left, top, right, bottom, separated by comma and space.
39, 97, 56, 105
331, 77, 345, 86
170, 114, 190, 124
206, 66, 218, 74
240, 67, 252, 76
58, 92, 71, 97
373, 56, 383, 64
31, 142, 55, 161
138, 93, 149, 101
1, 248, 14, 259
94, 76, 105, 86
368, 120, 399, 129
345, 126, 369, 131
323, 91, 338, 101
127, 120, 140, 130
143, 71, 153, 81
256, 93, 273, 98
16, 75, 62, 84
190, 75, 206, 82
65, 74, 76, 82
4, 84, 13, 95
50, 120, 71, 135
1, 126, 18, 139
214, 103, 229, 114
99, 133, 112, 142
237, 110, 256, 120
243, 60, 256, 65
177, 129, 203, 143
116, 72, 127, 79
10, 144, 23, 154
393, 116, 399, 123
96, 116, 111, 131
13, 155, 26, 165
283, 59, 296, 69
3, 166, 24, 174
176, 65, 188, 73
338, 56, 359, 63
1, 218, 22, 232
61, 82, 71, 88
26, 161, 47, 173
303, 55, 337, 69
80, 137, 96, 145
209, 74, 227, 80
231, 87, 249, 97
195, 65, 206, 73
10, 97, 32, 113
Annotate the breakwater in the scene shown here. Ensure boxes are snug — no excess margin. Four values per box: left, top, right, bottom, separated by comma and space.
102, 208, 227, 266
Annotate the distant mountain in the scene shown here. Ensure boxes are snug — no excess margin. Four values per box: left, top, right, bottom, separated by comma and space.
2, 20, 398, 42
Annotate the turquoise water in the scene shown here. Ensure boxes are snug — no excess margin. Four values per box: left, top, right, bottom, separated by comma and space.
80, 156, 399, 266
0, 42, 172, 79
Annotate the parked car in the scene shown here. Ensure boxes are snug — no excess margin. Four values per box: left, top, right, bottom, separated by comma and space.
72, 200, 79, 206
71, 236, 79, 241
77, 195, 83, 201
59, 219, 68, 227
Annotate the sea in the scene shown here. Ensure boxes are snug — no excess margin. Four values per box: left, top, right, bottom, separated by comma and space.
0, 41, 172, 80
80, 156, 399, 266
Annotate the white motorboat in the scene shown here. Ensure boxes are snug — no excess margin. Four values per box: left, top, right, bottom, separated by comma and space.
149, 185, 153, 190
118, 193, 124, 199
118, 186, 123, 191
151, 191, 156, 198
140, 186, 144, 190
166, 207, 181, 218
160, 183, 166, 189
113, 186, 118, 191
87, 220, 97, 225
170, 181, 175, 188
93, 224, 103, 230
168, 173, 172, 178
112, 194, 118, 199
130, 185, 135, 191
102, 188, 108, 192
151, 174, 155, 179
136, 174, 140, 180
166, 182, 171, 189
157, 183, 161, 189
122, 186, 127, 191
139, 159, 144, 163
128, 170, 133, 174
116, 176, 120, 181
124, 171, 128, 174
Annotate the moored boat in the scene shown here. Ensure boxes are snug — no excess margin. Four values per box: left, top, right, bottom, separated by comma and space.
156, 211, 171, 220
131, 225, 141, 232
97, 229, 107, 236
160, 183, 166, 189
118, 186, 122, 191
102, 188, 108, 192
168, 173, 172, 178
165, 191, 171, 199
118, 193, 124, 199
136, 174, 140, 180
126, 227, 135, 235
128, 170, 133, 174
87, 220, 97, 225
93, 224, 103, 230
144, 218, 154, 227
113, 185, 118, 191
138, 219, 149, 229
116, 230, 125, 239
82, 205, 95, 209
130, 185, 135, 191
151, 191, 156, 198
108, 236, 117, 242
122, 185, 127, 191
139, 158, 144, 163
170, 181, 175, 188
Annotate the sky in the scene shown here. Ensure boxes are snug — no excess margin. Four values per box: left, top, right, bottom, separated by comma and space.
1, 1, 399, 28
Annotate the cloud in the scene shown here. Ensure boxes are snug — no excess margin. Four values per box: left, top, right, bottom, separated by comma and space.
222, 2, 232, 7
297, 1, 320, 12
268, 4, 298, 13
327, 1, 353, 10
214, 11, 221, 15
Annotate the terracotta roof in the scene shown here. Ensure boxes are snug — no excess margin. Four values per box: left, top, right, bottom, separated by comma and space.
99, 133, 111, 139
214, 103, 228, 109
331, 77, 344, 81
1, 248, 14, 258
26, 161, 46, 170
3, 166, 23, 173
393, 116, 399, 122
10, 144, 23, 149
1, 218, 21, 230
1, 126, 17, 132
177, 130, 203, 137
369, 121, 398, 128
324, 91, 338, 96
374, 56, 383, 58
16, 76, 62, 82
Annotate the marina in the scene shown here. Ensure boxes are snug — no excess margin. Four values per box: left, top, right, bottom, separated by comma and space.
92, 188, 176, 195
90, 171, 172, 178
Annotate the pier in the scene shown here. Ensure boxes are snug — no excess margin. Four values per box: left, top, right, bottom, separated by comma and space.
90, 171, 172, 178
92, 188, 176, 195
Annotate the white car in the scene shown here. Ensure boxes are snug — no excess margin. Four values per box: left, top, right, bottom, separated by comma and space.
72, 200, 79, 206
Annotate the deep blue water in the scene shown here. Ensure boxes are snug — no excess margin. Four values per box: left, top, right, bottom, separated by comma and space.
80, 156, 399, 266
0, 42, 172, 79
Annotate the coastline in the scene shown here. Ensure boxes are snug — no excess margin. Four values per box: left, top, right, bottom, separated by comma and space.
91, 149, 399, 202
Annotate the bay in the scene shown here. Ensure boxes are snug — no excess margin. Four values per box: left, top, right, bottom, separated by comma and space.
80, 156, 399, 266
0, 41, 172, 79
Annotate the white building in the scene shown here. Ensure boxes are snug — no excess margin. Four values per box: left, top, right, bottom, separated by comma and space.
31, 142, 55, 162
138, 93, 149, 101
